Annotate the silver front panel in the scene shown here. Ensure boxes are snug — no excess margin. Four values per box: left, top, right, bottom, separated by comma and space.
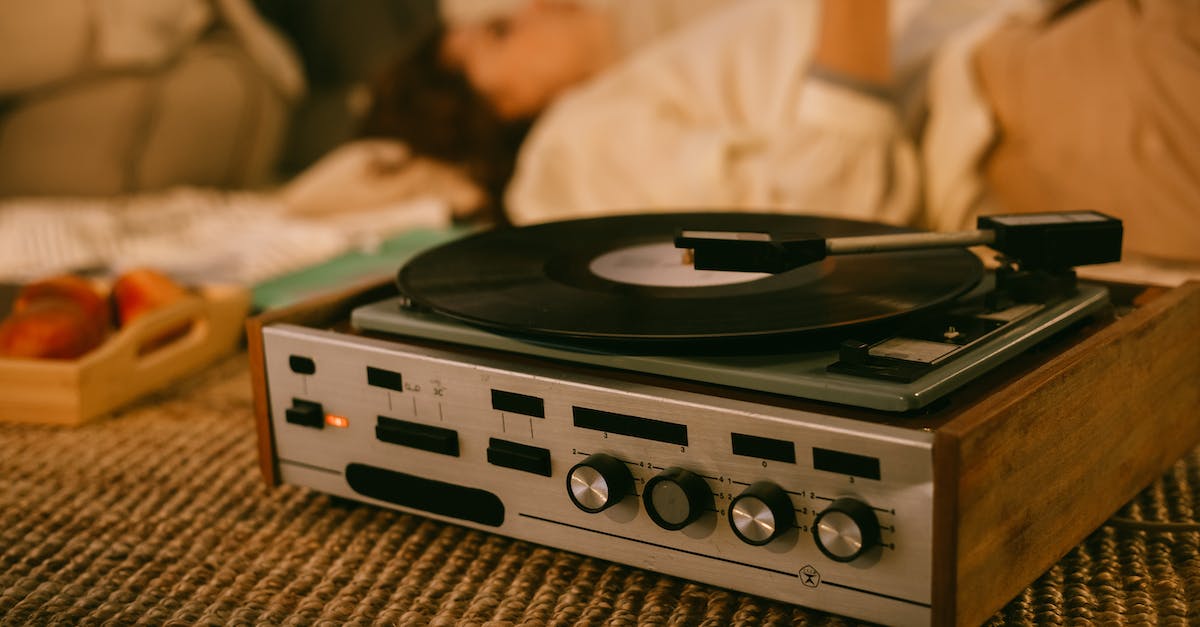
263, 325, 936, 626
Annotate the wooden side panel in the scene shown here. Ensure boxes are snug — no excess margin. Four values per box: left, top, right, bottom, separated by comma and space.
937, 282, 1200, 626
246, 278, 398, 486
246, 315, 278, 486
931, 426, 961, 626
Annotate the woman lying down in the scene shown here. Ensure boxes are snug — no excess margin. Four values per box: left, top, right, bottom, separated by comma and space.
286, 0, 1200, 273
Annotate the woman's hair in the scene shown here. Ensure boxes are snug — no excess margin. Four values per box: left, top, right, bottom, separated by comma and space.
362, 27, 529, 224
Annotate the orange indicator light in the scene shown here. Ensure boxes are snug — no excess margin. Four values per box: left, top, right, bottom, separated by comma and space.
325, 414, 350, 428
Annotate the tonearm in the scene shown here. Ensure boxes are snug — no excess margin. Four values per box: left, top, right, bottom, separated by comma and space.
675, 211, 1124, 303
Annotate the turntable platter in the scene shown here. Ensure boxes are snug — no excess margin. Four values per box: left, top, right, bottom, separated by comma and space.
397, 213, 983, 346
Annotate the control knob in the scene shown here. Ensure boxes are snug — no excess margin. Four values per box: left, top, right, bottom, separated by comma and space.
812, 497, 881, 562
728, 481, 796, 545
566, 453, 634, 513
643, 467, 713, 530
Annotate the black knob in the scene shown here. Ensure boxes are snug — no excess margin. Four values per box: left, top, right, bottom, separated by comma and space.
728, 481, 796, 546
812, 497, 881, 562
643, 467, 713, 530
566, 453, 634, 513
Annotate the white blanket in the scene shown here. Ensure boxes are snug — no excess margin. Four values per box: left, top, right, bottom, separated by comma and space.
0, 188, 450, 284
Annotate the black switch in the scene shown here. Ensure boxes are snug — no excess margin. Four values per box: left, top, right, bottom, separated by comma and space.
289, 355, 316, 375
376, 416, 459, 456
487, 438, 552, 476
367, 366, 404, 392
285, 399, 324, 428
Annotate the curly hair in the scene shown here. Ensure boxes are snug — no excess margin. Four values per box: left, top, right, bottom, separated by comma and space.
361, 27, 530, 224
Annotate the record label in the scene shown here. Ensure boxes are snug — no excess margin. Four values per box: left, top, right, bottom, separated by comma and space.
588, 242, 772, 288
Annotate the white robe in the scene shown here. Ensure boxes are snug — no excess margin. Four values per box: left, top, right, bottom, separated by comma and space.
505, 0, 921, 226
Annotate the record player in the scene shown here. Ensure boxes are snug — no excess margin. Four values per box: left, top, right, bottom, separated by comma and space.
247, 212, 1200, 626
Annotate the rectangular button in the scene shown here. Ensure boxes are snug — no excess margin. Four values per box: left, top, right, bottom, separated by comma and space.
367, 366, 404, 392
491, 389, 545, 418
572, 406, 688, 446
487, 438, 552, 476
731, 433, 795, 463
812, 447, 881, 480
376, 416, 458, 456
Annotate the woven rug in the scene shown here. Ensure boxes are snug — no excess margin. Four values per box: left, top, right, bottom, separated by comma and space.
2, 355, 1198, 626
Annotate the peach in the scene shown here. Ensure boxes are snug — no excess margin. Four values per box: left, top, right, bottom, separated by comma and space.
111, 268, 190, 327
14, 274, 110, 331
0, 299, 106, 359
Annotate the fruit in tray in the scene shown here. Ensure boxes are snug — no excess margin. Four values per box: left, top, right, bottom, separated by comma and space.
0, 275, 110, 359
0, 269, 191, 360
0, 298, 107, 359
13, 274, 112, 329
112, 268, 190, 326
113, 268, 193, 352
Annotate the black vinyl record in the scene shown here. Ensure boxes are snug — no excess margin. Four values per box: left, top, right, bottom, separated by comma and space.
397, 213, 983, 347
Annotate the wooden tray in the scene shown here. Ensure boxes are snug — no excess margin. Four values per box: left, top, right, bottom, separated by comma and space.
0, 284, 250, 426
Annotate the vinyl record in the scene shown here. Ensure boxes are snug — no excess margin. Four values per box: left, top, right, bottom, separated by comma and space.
397, 213, 983, 346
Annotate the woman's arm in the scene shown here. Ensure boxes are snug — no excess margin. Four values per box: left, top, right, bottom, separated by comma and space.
811, 0, 891, 86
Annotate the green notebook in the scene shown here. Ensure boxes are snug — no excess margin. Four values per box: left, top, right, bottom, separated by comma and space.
251, 227, 468, 311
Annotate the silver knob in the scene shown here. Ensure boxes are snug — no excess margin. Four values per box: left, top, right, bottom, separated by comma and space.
643, 466, 713, 530
812, 497, 880, 562
729, 481, 795, 545
567, 453, 633, 513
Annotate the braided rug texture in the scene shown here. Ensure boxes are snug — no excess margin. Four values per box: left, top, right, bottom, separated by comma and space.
1, 355, 1198, 626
